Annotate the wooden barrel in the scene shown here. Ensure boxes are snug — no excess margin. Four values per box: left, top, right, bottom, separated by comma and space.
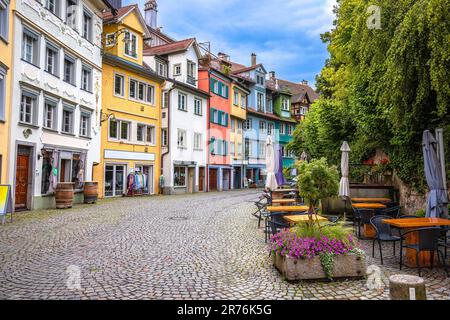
83, 181, 98, 204
55, 183, 74, 209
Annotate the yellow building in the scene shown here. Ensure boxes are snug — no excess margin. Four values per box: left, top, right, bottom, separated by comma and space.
0, 0, 14, 184
93, 5, 164, 198
229, 80, 249, 189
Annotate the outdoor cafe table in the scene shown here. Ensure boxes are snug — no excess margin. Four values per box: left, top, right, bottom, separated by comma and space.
284, 214, 328, 225
271, 189, 298, 200
352, 203, 387, 238
351, 198, 392, 203
271, 199, 296, 206
383, 218, 450, 268
266, 205, 309, 213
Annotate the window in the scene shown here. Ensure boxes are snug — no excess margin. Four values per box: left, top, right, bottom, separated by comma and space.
240, 95, 246, 109
300, 106, 308, 115
0, 67, 6, 121
173, 64, 181, 76
243, 118, 252, 130
194, 133, 202, 150
259, 121, 266, 133
0, 0, 10, 41
63, 55, 75, 84
173, 166, 186, 187
157, 61, 167, 77
267, 123, 274, 135
237, 120, 242, 133
146, 85, 154, 104
22, 28, 39, 65
211, 139, 227, 156
120, 121, 129, 140
114, 73, 124, 96
287, 124, 293, 135
45, 0, 60, 16
259, 142, 266, 158
266, 99, 273, 113
194, 98, 202, 115
233, 90, 238, 106
40, 150, 53, 194
187, 60, 196, 85
81, 65, 92, 91
137, 124, 155, 144
124, 30, 137, 58
129, 79, 137, 99
45, 42, 59, 76
280, 123, 285, 135
230, 118, 235, 132
161, 128, 168, 146
109, 119, 118, 139
230, 142, 235, 156
79, 111, 91, 137
20, 90, 37, 125
237, 143, 242, 156
43, 98, 58, 130
245, 139, 251, 158
162, 91, 169, 108
282, 98, 289, 111
129, 78, 154, 103
256, 75, 264, 85
178, 93, 187, 111
177, 129, 187, 149
257, 92, 264, 111
82, 9, 92, 42
61, 106, 74, 133
66, 0, 77, 29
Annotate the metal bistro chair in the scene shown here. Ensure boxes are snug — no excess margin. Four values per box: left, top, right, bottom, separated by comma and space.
377, 206, 401, 218
353, 207, 375, 239
265, 212, 290, 243
439, 226, 450, 258
370, 215, 401, 264
400, 227, 449, 277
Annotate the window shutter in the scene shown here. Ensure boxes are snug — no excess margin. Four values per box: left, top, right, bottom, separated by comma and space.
210, 78, 215, 92
224, 141, 228, 156
217, 110, 223, 125
210, 108, 215, 123
224, 113, 229, 127
217, 81, 222, 96
225, 85, 229, 98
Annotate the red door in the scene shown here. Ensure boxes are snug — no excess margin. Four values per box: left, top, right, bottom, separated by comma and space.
15, 154, 30, 210
199, 167, 205, 192
209, 169, 217, 191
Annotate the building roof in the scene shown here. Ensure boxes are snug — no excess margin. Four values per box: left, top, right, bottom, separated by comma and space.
247, 109, 282, 122
103, 4, 134, 23
146, 25, 176, 44
143, 38, 196, 56
232, 63, 266, 75
278, 79, 319, 102
103, 53, 165, 83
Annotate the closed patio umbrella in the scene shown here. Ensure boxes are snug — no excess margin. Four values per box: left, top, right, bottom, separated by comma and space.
422, 130, 448, 218
339, 141, 351, 221
275, 144, 286, 186
265, 136, 278, 191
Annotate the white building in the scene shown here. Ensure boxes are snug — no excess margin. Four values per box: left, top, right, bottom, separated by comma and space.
8, 0, 114, 210
143, 38, 208, 194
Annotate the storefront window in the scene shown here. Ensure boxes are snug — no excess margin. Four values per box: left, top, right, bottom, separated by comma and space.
41, 150, 53, 194
173, 166, 186, 187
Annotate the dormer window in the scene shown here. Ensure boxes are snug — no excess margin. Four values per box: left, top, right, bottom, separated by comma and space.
282, 98, 289, 111
157, 61, 167, 77
256, 75, 264, 85
173, 64, 181, 76
187, 60, 196, 85
124, 30, 138, 58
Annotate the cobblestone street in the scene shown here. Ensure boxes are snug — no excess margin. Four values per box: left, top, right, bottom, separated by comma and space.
0, 190, 449, 300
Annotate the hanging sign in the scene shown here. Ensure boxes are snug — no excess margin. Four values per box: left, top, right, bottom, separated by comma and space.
0, 185, 13, 225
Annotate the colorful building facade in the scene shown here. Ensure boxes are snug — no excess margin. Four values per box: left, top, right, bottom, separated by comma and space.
93, 5, 164, 198
0, 0, 14, 185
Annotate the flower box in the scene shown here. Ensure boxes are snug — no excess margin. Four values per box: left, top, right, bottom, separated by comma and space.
273, 251, 366, 281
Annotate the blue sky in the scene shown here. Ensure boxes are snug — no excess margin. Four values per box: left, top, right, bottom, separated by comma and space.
123, 0, 336, 87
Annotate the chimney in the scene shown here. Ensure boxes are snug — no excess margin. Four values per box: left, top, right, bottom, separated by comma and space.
269, 71, 276, 79
251, 53, 257, 66
144, 0, 158, 29
301, 79, 308, 85
218, 52, 230, 62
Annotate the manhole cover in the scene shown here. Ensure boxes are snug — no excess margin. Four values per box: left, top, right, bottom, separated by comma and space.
169, 216, 189, 221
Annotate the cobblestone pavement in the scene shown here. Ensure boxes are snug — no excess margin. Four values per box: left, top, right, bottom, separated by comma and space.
0, 190, 449, 300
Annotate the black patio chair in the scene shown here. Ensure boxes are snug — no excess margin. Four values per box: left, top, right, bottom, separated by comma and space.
439, 226, 450, 258
353, 207, 375, 239
400, 227, 449, 277
377, 206, 401, 218
370, 215, 401, 265
265, 212, 290, 243
323, 215, 340, 224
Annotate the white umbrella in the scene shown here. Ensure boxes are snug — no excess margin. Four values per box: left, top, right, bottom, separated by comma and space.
339, 141, 351, 220
265, 136, 278, 191
300, 151, 308, 162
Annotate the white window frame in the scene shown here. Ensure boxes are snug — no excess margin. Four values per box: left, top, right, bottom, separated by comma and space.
173, 63, 181, 76
137, 124, 156, 145
259, 121, 266, 133
45, 0, 60, 17
61, 105, 75, 134
178, 92, 187, 111
267, 123, 274, 135
21, 27, 40, 66
82, 7, 93, 42
43, 97, 58, 130
79, 109, 91, 137
193, 132, 202, 150
177, 129, 187, 149
65, 0, 77, 30
45, 41, 59, 76
0, 0, 10, 42
161, 128, 168, 147
114, 72, 125, 97
124, 30, 138, 59
81, 64, 92, 92
19, 89, 38, 125
63, 54, 76, 85
280, 123, 286, 135
194, 98, 202, 115
282, 98, 290, 111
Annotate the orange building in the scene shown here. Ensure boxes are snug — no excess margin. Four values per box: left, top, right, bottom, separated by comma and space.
198, 67, 233, 191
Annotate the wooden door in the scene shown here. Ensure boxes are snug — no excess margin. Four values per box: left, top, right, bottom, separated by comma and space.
188, 168, 194, 193
15, 154, 30, 210
199, 167, 205, 192
209, 169, 217, 191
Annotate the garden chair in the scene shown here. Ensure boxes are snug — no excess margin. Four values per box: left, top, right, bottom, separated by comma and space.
439, 226, 450, 258
353, 207, 374, 239
265, 212, 290, 243
370, 215, 401, 265
377, 206, 401, 218
400, 227, 449, 277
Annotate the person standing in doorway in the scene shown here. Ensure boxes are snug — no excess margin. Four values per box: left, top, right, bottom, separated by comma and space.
159, 174, 165, 195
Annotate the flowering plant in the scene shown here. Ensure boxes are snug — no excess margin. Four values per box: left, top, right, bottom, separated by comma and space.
270, 228, 357, 260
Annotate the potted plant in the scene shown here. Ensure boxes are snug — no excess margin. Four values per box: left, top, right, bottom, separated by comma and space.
295, 158, 339, 227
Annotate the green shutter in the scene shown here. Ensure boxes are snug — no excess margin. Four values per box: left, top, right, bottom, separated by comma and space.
225, 85, 229, 98
210, 108, 215, 123
210, 78, 215, 93
217, 110, 223, 125
224, 141, 228, 156
210, 137, 215, 154
218, 81, 223, 96
224, 113, 229, 127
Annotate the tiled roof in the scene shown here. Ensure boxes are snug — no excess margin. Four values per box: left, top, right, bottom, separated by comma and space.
247, 109, 281, 121
232, 63, 263, 75
146, 25, 176, 44
102, 4, 135, 23
278, 79, 319, 101
143, 38, 195, 56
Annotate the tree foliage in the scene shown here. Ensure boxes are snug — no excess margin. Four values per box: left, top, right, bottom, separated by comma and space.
288, 0, 450, 192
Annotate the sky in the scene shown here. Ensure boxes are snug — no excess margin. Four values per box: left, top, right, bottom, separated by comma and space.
123, 0, 337, 88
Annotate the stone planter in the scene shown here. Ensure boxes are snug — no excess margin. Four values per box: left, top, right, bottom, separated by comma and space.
273, 252, 366, 281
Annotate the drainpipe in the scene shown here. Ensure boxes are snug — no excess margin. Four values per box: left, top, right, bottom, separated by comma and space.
161, 81, 174, 194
